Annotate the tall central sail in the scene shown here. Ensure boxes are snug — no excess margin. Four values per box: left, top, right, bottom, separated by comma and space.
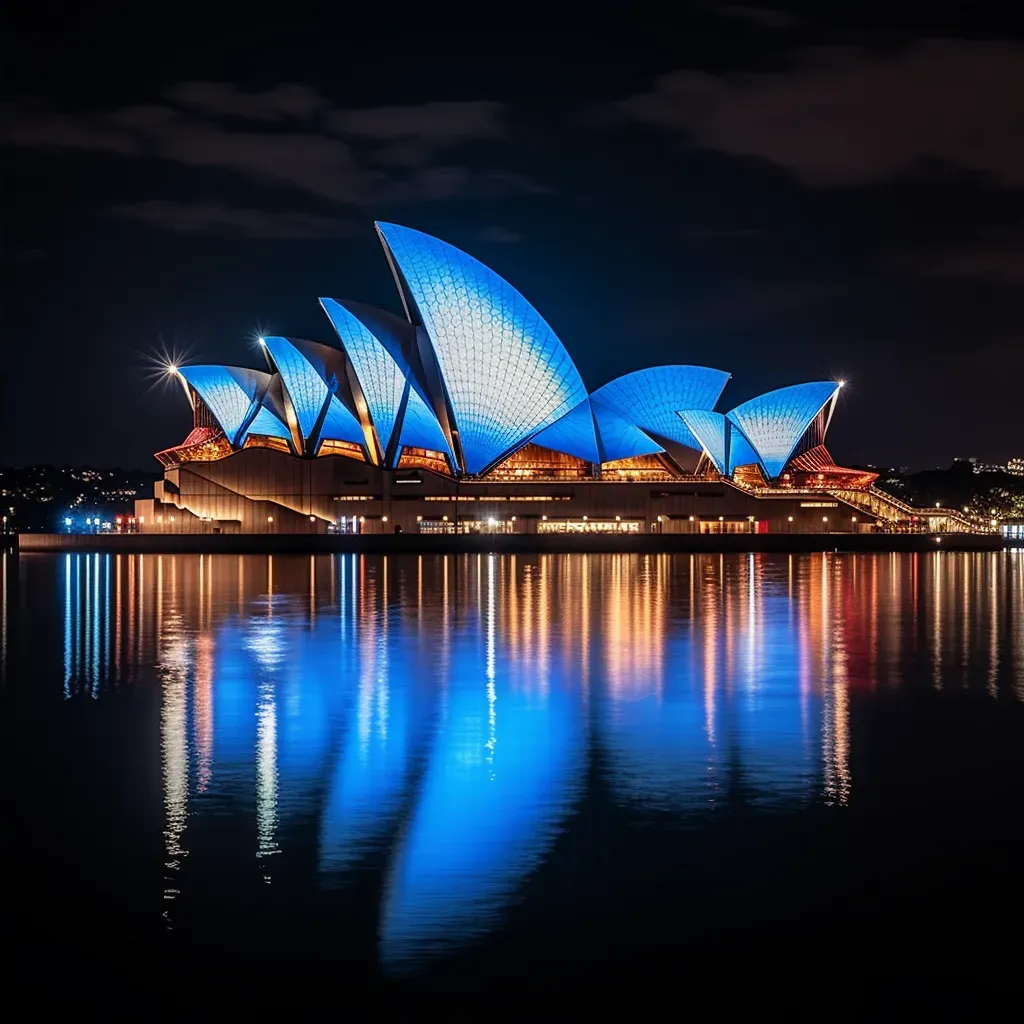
376, 222, 588, 475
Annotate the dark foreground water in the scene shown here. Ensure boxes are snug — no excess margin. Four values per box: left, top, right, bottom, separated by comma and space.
2, 550, 1023, 992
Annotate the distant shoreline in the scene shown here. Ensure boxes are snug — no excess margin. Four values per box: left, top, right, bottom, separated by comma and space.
13, 532, 1005, 555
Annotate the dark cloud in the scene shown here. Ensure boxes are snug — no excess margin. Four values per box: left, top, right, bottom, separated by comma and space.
165, 81, 327, 121
326, 101, 505, 144
897, 241, 1024, 284
478, 226, 521, 244
106, 200, 356, 239
708, 4, 799, 28
0, 89, 518, 223
615, 40, 1024, 187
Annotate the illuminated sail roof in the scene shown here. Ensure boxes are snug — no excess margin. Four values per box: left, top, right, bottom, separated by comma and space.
320, 298, 452, 463
177, 365, 272, 445
261, 336, 329, 441
727, 381, 840, 479
531, 398, 601, 463
677, 410, 727, 472
317, 394, 366, 447
591, 400, 664, 462
165, 226, 851, 483
376, 222, 587, 475
677, 409, 763, 475
726, 426, 761, 474
320, 299, 408, 456
241, 404, 292, 444
590, 366, 730, 452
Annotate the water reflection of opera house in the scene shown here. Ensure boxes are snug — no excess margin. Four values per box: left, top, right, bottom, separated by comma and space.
47, 547, 1024, 963
59, 551, 869, 958
137, 223, 971, 537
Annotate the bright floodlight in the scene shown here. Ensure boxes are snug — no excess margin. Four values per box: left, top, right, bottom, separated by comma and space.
837, 379, 846, 388
257, 336, 266, 345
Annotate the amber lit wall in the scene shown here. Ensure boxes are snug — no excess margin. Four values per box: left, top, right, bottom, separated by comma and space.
134, 447, 886, 536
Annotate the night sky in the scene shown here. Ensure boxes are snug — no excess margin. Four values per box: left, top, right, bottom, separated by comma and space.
4, 4, 1023, 470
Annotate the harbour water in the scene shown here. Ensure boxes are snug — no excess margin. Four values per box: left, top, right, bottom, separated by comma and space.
2, 550, 1023, 990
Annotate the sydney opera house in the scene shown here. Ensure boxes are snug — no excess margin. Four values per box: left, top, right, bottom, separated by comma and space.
137, 222, 949, 536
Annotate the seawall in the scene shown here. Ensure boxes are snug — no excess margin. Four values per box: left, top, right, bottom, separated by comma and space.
14, 532, 1005, 555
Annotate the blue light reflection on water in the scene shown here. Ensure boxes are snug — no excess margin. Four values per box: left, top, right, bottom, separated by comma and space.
23, 550, 1024, 971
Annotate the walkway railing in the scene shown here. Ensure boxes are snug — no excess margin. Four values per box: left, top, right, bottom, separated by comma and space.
743, 482, 982, 532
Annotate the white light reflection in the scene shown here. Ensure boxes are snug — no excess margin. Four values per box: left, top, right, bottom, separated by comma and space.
63, 553, 72, 697
486, 554, 497, 774
256, 677, 279, 881
159, 610, 190, 927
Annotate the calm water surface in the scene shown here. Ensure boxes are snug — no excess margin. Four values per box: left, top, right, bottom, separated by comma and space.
3, 550, 1023, 987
